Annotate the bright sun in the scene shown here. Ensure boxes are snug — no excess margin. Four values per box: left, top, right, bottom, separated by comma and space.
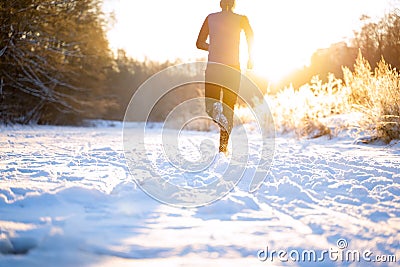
235, 0, 376, 84
243, 38, 303, 84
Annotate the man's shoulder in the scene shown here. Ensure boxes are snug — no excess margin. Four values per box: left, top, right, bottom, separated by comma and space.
232, 12, 249, 25
207, 12, 221, 18
232, 12, 247, 18
235, 13, 248, 21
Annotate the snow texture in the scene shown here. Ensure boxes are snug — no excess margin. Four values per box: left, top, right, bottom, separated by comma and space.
0, 123, 399, 266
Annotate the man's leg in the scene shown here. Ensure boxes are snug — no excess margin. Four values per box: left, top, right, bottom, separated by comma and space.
219, 69, 240, 154
218, 87, 238, 154
222, 87, 238, 134
205, 65, 222, 119
205, 79, 229, 154
205, 82, 221, 119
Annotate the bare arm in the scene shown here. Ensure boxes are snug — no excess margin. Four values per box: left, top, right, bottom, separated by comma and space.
242, 16, 254, 69
196, 16, 209, 51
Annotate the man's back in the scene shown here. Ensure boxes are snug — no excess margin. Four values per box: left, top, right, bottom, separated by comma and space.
207, 11, 244, 67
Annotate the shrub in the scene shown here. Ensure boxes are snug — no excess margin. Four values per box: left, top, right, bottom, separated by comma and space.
343, 52, 400, 143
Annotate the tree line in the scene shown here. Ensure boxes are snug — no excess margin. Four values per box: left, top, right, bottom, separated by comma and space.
277, 8, 400, 90
0, 0, 399, 125
0, 0, 189, 125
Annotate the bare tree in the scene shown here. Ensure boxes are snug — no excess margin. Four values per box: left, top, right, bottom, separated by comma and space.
353, 7, 400, 69
0, 0, 113, 124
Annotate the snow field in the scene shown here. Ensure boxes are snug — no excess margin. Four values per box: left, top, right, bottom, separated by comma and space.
0, 124, 399, 266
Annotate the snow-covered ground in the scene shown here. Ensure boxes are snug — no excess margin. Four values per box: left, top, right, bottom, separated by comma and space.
1, 123, 399, 266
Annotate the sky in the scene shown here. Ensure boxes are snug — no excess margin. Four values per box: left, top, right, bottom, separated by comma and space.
103, 0, 394, 82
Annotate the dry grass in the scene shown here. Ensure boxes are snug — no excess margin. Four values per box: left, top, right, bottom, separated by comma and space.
266, 74, 350, 139
343, 52, 400, 143
238, 52, 400, 143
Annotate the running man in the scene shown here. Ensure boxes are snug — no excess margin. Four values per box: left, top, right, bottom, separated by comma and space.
196, 0, 254, 154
